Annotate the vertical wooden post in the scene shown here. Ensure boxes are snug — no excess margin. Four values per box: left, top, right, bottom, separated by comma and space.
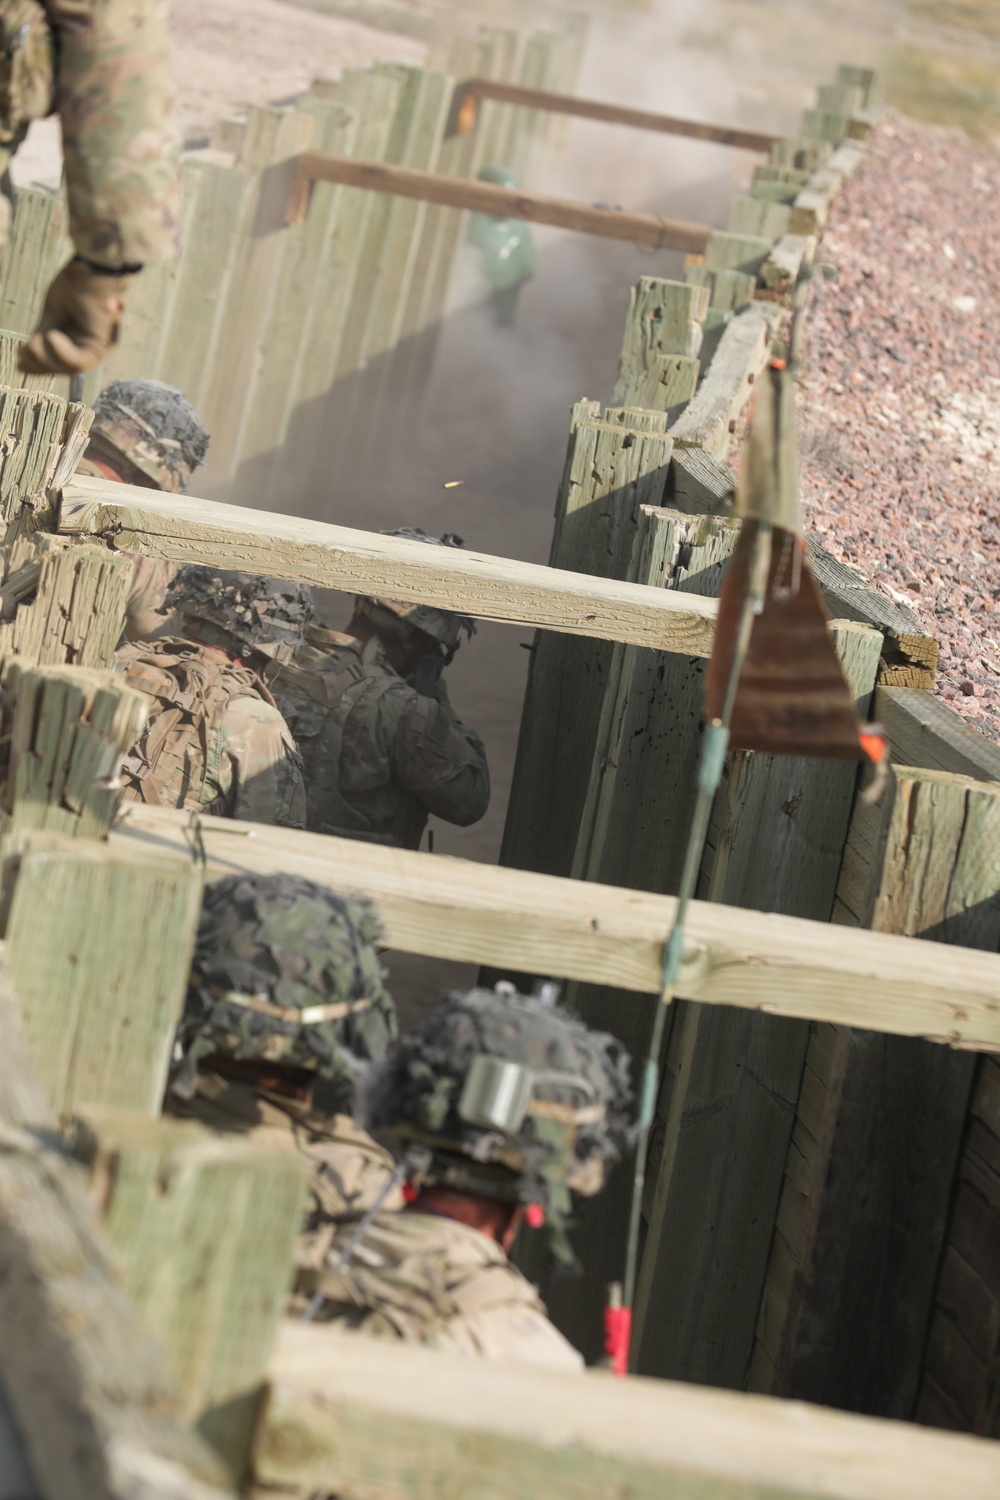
612, 277, 708, 411
201, 106, 317, 493
0, 664, 147, 841
525, 508, 742, 1355
0, 969, 234, 1500
0, 537, 131, 668
499, 404, 672, 884
632, 622, 883, 1386
917, 1055, 1000, 1436
0, 186, 71, 335
235, 98, 359, 479
750, 765, 1000, 1416
2, 833, 203, 1114
75, 1107, 309, 1477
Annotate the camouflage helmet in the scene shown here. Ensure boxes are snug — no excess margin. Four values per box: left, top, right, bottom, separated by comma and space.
89, 380, 210, 493
175, 873, 397, 1094
166, 565, 316, 657
367, 985, 633, 1258
356, 528, 476, 655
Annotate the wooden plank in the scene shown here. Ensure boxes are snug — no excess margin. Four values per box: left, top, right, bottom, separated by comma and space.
704, 230, 774, 275
669, 304, 776, 459
0, 537, 132, 670
235, 99, 357, 477
277, 68, 404, 509
808, 542, 939, 687
200, 106, 316, 493
0, 385, 69, 535
3, 833, 203, 1115
0, 664, 148, 842
769, 138, 833, 172
632, 622, 884, 1387
500, 407, 673, 884
58, 475, 718, 655
151, 153, 258, 420
761, 234, 816, 295
0, 964, 233, 1500
97, 156, 203, 398
290, 150, 713, 252
612, 277, 708, 405
256, 1321, 1000, 1500
727, 195, 792, 241
108, 799, 1000, 1049
687, 263, 757, 313
0, 187, 70, 336
445, 77, 781, 152
668, 444, 736, 516
769, 765, 998, 1418
342, 68, 454, 469
76, 1107, 309, 1475
875, 686, 1000, 781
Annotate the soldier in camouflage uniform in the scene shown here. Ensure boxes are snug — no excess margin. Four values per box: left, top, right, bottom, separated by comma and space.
168, 872, 404, 1237
0, 0, 179, 375
116, 565, 309, 827
263, 529, 489, 851
298, 984, 634, 1371
74, 377, 210, 640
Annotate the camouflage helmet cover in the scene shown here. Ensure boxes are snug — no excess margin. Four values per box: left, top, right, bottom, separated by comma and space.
166, 565, 316, 656
367, 986, 633, 1248
177, 873, 397, 1086
90, 380, 210, 493
358, 528, 476, 653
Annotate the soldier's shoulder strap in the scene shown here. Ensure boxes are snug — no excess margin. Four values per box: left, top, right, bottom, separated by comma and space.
261, 634, 396, 710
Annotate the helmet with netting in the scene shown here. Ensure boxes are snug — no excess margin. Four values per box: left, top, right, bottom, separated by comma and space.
367, 985, 633, 1259
166, 565, 316, 657
356, 528, 476, 656
89, 379, 210, 493
175, 873, 396, 1096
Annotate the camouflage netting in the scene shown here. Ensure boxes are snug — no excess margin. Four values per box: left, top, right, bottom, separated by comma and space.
368, 987, 633, 1241
166, 565, 316, 656
359, 527, 477, 653
92, 379, 210, 489
176, 873, 397, 1092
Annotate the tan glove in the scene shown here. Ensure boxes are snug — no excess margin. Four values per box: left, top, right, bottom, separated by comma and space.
18, 257, 135, 376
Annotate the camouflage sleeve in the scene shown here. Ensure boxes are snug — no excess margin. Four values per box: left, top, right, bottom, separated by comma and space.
45, 0, 180, 266
388, 683, 490, 828
218, 696, 307, 829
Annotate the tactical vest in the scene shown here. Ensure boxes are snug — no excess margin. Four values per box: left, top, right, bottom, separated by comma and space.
263, 633, 418, 847
117, 638, 274, 814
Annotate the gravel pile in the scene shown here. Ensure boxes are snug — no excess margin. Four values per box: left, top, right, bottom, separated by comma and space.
799, 114, 1000, 742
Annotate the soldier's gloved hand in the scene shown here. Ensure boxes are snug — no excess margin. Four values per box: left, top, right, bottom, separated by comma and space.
18, 256, 138, 376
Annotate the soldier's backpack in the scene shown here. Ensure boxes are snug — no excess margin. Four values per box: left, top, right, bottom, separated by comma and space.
116, 638, 274, 814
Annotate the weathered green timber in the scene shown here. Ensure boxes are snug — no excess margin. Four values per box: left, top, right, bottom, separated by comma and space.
0, 664, 147, 842
752, 765, 1000, 1417
3, 834, 203, 1113
76, 1107, 309, 1478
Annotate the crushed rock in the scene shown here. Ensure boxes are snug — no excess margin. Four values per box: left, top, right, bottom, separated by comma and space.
799, 113, 1000, 742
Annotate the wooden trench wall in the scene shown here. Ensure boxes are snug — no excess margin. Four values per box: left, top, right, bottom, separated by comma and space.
0, 14, 586, 509
0, 52, 997, 1500
496, 62, 1000, 1435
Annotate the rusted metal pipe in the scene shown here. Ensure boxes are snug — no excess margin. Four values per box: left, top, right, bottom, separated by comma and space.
445, 78, 780, 153
287, 151, 712, 253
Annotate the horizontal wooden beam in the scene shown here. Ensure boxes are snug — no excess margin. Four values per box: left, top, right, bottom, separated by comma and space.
286, 150, 712, 252
445, 78, 781, 153
112, 804, 1000, 1051
256, 1322, 1000, 1500
58, 477, 718, 656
